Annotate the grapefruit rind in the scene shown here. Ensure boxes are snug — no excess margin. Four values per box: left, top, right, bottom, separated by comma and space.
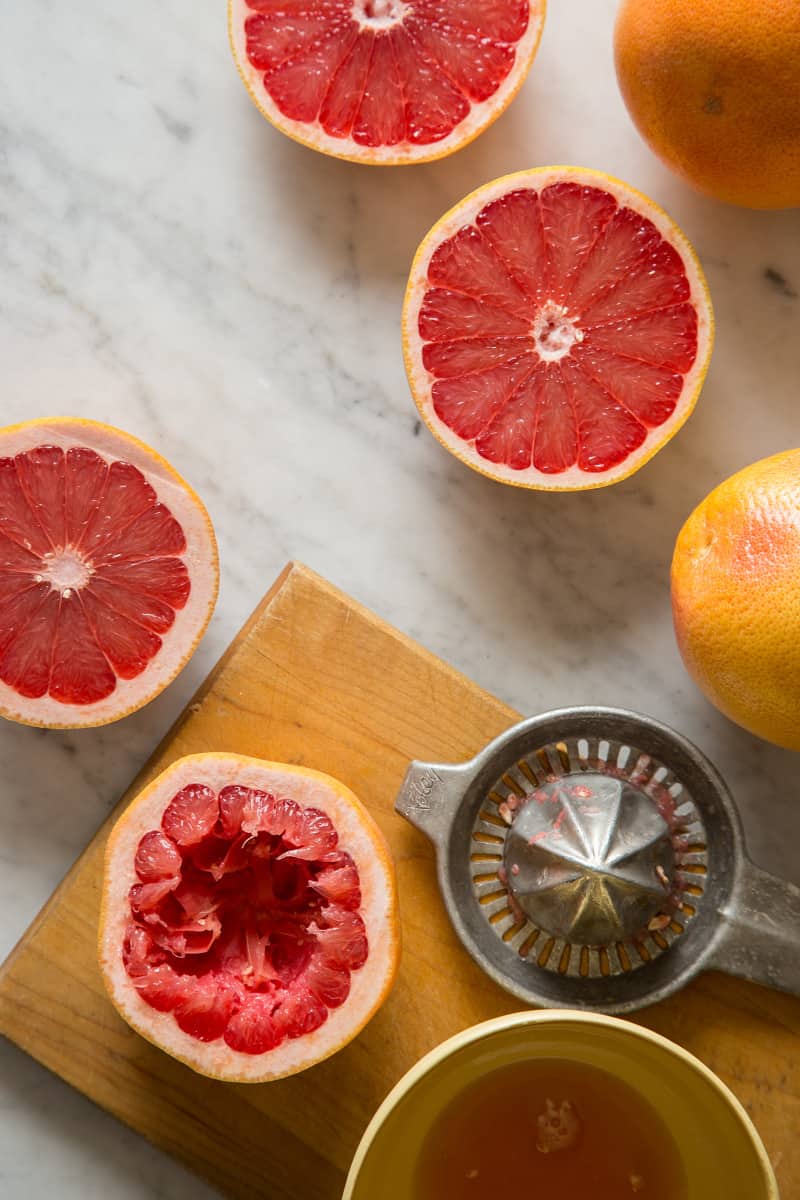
0, 417, 218, 729
402, 166, 715, 490
98, 753, 400, 1083
227, 0, 546, 166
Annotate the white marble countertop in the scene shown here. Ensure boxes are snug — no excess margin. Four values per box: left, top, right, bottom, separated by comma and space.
1, 0, 799, 1196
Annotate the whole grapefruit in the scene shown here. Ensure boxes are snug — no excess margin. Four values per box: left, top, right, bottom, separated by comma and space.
614, 0, 800, 209
672, 451, 800, 750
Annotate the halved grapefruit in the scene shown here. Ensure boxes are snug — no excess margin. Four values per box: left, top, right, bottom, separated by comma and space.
99, 754, 399, 1082
403, 167, 714, 489
0, 418, 218, 728
228, 0, 546, 165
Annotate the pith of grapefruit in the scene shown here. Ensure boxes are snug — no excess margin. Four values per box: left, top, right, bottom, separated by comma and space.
672, 451, 800, 751
228, 0, 546, 165
615, 0, 800, 210
403, 167, 714, 490
0, 418, 218, 729
99, 754, 399, 1082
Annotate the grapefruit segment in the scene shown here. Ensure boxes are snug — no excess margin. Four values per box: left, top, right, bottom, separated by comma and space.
224, 994, 281, 1055
390, 29, 469, 146
568, 208, 690, 321
135, 831, 182, 882
0, 457, 52, 557
162, 785, 220, 846
353, 33, 406, 148
318, 32, 374, 139
432, 356, 536, 442
0, 418, 218, 727
428, 226, 528, 313
582, 303, 698, 371
538, 182, 617, 299
403, 167, 714, 489
229, 0, 546, 164
128, 958, 186, 1014
14, 445, 67, 548
531, 366, 578, 474
93, 558, 191, 611
91, 502, 187, 564
312, 855, 362, 908
80, 590, 162, 681
419, 290, 530, 342
0, 568, 37, 606
99, 755, 399, 1083
86, 575, 177, 636
422, 337, 531, 380
129, 878, 181, 913
474, 370, 541, 471
415, 0, 529, 43
305, 952, 351, 1008
476, 190, 549, 305
563, 360, 647, 473
576, 348, 682, 427
50, 595, 119, 703
64, 447, 108, 544
405, 15, 516, 104
272, 984, 327, 1040
174, 976, 238, 1043
78, 460, 157, 556
265, 26, 357, 124
0, 589, 59, 698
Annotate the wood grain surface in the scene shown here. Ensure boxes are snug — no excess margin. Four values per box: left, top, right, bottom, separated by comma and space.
1, 563, 798, 1198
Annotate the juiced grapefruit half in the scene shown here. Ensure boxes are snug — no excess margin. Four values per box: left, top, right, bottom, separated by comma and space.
228, 0, 546, 164
99, 754, 399, 1082
403, 167, 714, 489
0, 418, 218, 728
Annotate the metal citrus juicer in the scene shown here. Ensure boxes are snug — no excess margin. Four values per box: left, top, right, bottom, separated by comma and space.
395, 707, 800, 1014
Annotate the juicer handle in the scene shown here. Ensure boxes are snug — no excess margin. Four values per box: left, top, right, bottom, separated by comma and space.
709, 858, 800, 996
394, 760, 471, 847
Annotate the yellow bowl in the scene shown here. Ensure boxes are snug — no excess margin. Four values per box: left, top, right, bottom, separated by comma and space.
343, 1011, 779, 1200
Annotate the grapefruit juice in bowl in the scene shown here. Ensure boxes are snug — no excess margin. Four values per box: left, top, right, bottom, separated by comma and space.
343, 1011, 778, 1200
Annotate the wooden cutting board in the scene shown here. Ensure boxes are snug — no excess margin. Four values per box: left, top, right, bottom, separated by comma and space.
1, 563, 798, 1198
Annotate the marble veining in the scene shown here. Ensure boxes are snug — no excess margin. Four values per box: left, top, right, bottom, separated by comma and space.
1, 0, 799, 1196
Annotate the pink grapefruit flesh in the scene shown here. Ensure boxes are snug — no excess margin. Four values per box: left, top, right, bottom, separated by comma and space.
0, 419, 218, 727
403, 168, 714, 489
99, 754, 399, 1082
229, 0, 546, 164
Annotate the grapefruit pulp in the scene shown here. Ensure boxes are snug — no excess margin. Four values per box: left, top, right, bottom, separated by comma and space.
228, 0, 546, 164
99, 754, 399, 1081
403, 167, 714, 490
0, 418, 218, 727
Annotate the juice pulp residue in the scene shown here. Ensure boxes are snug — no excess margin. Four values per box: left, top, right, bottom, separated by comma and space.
414, 1057, 687, 1200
